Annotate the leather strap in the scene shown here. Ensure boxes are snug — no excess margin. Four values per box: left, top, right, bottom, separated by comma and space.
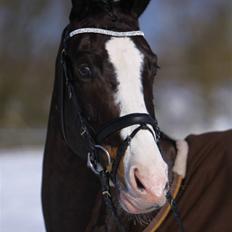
143, 174, 183, 232
96, 113, 159, 143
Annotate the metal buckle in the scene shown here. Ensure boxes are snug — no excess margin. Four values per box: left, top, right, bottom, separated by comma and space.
87, 145, 111, 175
80, 127, 87, 136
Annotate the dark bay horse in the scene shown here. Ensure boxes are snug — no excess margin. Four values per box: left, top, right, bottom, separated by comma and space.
42, 1, 232, 231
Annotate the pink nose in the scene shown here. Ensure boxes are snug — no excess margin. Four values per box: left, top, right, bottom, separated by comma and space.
130, 167, 168, 201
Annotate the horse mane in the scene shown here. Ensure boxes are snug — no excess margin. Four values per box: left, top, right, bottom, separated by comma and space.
70, 0, 117, 21
70, 0, 150, 21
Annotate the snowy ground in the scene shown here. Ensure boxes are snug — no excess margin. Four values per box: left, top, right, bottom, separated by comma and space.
156, 82, 232, 138
0, 148, 45, 232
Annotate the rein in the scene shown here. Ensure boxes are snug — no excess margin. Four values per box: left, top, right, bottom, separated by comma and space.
60, 27, 184, 232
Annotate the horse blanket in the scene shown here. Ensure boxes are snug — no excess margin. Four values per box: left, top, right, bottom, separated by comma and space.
159, 130, 232, 232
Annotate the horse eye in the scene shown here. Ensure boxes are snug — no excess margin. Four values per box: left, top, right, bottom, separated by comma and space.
78, 65, 92, 81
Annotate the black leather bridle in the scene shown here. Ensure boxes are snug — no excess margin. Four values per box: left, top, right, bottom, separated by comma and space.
59, 27, 184, 232
60, 27, 161, 180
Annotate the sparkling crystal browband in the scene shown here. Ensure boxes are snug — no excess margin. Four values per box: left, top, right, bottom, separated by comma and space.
69, 28, 145, 38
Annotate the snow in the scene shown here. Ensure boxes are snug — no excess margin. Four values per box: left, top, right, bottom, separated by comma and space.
156, 82, 232, 139
0, 148, 45, 232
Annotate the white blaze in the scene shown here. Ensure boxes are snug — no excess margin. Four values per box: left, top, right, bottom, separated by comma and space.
105, 38, 167, 196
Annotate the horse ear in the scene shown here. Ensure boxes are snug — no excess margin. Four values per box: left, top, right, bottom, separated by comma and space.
69, 0, 90, 21
120, 0, 150, 18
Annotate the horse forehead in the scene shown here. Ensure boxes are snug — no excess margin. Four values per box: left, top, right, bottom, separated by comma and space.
105, 37, 145, 115
105, 37, 144, 68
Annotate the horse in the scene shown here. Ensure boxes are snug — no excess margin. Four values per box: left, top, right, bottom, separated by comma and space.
42, 1, 232, 231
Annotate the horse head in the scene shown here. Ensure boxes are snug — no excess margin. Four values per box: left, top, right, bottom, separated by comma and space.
61, 0, 168, 215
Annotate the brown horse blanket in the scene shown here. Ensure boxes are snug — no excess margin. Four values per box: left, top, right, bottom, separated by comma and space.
159, 130, 232, 232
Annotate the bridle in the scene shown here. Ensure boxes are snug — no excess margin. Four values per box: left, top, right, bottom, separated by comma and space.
60, 27, 184, 232
60, 27, 161, 179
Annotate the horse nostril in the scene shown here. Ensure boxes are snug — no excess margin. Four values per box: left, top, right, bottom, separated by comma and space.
165, 183, 169, 191
134, 169, 146, 191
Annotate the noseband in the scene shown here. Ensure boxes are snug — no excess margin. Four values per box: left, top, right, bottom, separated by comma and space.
60, 27, 183, 232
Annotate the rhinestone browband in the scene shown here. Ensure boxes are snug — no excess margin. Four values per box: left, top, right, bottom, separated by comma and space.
69, 28, 145, 38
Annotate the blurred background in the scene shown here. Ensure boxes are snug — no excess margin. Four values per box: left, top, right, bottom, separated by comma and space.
0, 0, 231, 231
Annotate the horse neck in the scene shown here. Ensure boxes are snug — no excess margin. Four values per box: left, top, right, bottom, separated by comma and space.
159, 132, 178, 176
42, 44, 100, 231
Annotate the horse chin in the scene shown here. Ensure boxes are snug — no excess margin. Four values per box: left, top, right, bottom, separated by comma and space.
118, 190, 166, 215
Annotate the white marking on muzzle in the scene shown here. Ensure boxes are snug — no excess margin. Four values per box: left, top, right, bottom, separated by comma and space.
106, 38, 168, 197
